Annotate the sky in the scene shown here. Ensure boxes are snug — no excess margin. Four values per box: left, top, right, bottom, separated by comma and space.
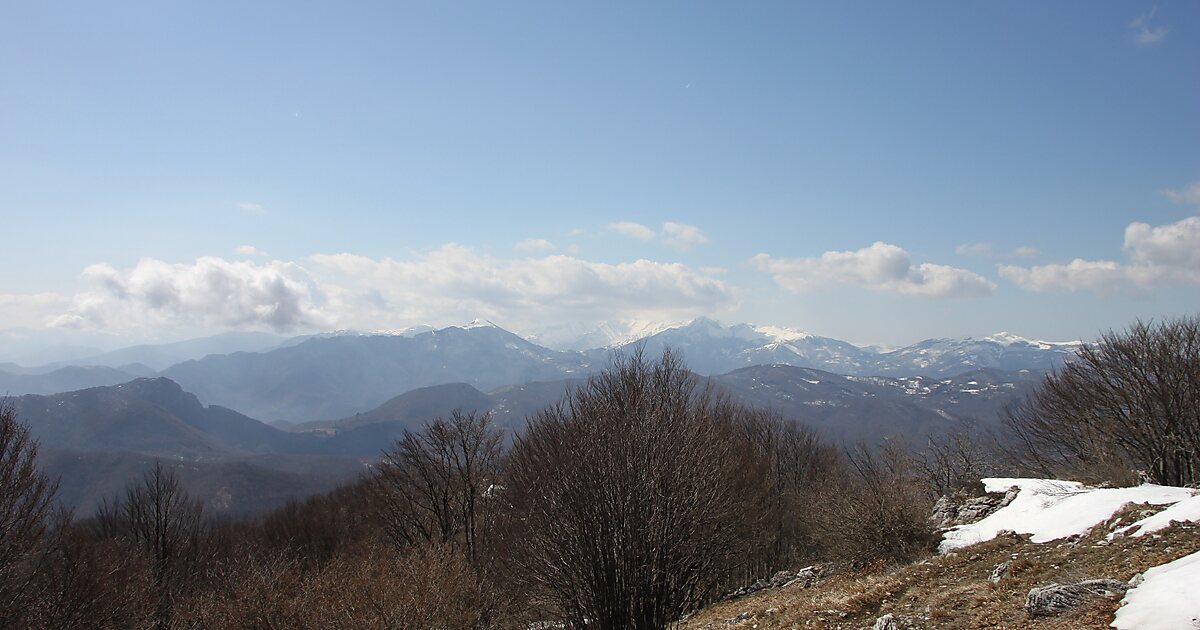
1, 1, 1198, 348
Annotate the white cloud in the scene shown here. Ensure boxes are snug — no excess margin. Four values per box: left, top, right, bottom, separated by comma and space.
236, 245, 267, 257
752, 242, 995, 298
54, 257, 329, 332
514, 238, 555, 252
1130, 8, 1168, 45
661, 222, 708, 249
1164, 181, 1200, 206
609, 221, 656, 241
36, 247, 737, 336
1000, 215, 1200, 294
608, 220, 711, 249
236, 201, 265, 213
1012, 246, 1039, 258
309, 245, 736, 329
955, 242, 994, 257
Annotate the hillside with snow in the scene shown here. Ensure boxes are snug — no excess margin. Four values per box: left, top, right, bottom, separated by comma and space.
682, 477, 1200, 629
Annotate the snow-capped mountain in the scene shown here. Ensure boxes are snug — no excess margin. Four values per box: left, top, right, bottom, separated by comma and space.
592, 317, 877, 375
525, 319, 685, 351
598, 318, 1081, 377
878, 333, 1081, 376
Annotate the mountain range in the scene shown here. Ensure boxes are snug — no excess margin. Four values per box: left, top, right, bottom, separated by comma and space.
2, 319, 1079, 426
6, 318, 1060, 516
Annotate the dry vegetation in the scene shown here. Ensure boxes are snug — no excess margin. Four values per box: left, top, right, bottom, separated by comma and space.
679, 502, 1200, 630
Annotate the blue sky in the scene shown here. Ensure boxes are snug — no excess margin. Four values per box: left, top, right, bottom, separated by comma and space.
1, 1, 1197, 346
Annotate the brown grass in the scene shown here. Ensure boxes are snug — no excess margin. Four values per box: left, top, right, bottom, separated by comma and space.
677, 502, 1200, 629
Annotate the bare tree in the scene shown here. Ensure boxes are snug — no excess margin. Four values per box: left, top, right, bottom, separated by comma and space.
0, 404, 60, 627
816, 439, 937, 566
738, 409, 842, 575
1004, 316, 1200, 486
504, 349, 767, 628
95, 460, 206, 628
373, 409, 503, 564
916, 423, 995, 497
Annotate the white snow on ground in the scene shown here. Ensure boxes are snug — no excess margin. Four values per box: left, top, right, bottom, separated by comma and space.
1109, 493, 1200, 539
1111, 549, 1200, 630
939, 478, 1194, 552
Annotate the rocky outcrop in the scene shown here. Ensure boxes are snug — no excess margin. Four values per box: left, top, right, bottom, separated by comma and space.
1024, 579, 1129, 616
717, 566, 822, 602
931, 485, 1020, 530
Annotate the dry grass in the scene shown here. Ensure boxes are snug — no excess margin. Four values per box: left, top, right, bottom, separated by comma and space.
677, 502, 1200, 629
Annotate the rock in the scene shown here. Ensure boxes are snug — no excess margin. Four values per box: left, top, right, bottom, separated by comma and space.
932, 486, 1020, 530
989, 560, 1012, 584
1025, 579, 1129, 616
716, 566, 823, 602
872, 613, 919, 629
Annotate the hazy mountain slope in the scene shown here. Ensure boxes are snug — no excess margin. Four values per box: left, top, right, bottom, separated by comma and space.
708, 365, 1039, 444
162, 324, 595, 423
9, 378, 320, 457
487, 378, 583, 431
299, 382, 495, 433
0, 365, 142, 395
293, 379, 582, 454
0, 327, 109, 366
41, 331, 286, 371
298, 383, 498, 455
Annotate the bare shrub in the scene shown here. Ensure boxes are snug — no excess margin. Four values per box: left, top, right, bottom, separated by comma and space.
739, 409, 843, 575
372, 409, 503, 564
817, 439, 937, 566
1004, 315, 1200, 486
94, 460, 207, 628
175, 542, 486, 629
0, 404, 60, 627
504, 349, 768, 627
259, 478, 378, 568
917, 424, 996, 497
28, 521, 156, 630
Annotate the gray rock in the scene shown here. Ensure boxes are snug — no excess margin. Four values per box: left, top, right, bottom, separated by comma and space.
1025, 579, 1129, 616
872, 613, 919, 630
932, 486, 1020, 530
989, 560, 1012, 584
717, 565, 823, 602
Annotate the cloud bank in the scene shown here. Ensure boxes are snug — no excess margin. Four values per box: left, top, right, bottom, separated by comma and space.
52, 257, 329, 332
46, 246, 735, 335
753, 242, 995, 298
1000, 215, 1200, 294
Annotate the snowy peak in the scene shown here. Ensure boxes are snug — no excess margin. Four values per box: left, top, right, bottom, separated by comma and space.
983, 331, 1081, 350
752, 324, 814, 344
524, 319, 685, 351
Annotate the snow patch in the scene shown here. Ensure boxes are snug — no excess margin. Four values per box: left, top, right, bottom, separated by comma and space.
1111, 550, 1200, 630
939, 478, 1193, 552
1109, 493, 1200, 539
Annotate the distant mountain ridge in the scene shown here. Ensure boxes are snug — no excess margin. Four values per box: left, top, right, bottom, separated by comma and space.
162, 322, 596, 423
5, 319, 1078, 424
291, 363, 1041, 447
598, 317, 1080, 378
